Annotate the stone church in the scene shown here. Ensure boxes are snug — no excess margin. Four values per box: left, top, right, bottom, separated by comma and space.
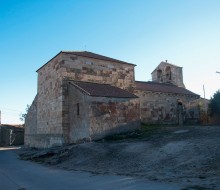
25, 51, 200, 148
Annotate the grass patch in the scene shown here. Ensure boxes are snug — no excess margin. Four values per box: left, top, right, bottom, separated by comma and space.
103, 124, 163, 141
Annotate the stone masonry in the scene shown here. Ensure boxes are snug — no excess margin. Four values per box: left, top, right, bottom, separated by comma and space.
68, 82, 140, 143
135, 89, 199, 124
25, 52, 200, 148
135, 62, 199, 125
151, 62, 185, 88
25, 51, 139, 148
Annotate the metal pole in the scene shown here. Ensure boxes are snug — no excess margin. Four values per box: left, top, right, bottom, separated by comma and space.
203, 85, 208, 123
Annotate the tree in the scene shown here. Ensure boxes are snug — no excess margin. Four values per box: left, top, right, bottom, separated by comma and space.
19, 104, 30, 122
209, 90, 220, 116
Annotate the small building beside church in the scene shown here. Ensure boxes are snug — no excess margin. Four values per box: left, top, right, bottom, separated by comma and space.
0, 124, 24, 146
25, 51, 200, 148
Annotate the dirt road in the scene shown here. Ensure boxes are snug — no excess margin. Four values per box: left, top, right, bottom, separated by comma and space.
0, 148, 179, 190
19, 125, 220, 190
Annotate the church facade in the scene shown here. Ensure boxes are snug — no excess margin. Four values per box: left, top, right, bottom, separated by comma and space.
25, 51, 200, 148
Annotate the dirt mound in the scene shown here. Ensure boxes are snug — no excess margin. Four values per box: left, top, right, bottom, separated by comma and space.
19, 125, 220, 190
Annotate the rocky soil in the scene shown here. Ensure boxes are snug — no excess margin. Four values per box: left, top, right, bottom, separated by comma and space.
18, 125, 220, 190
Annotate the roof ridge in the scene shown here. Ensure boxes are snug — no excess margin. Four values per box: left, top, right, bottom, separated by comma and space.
61, 50, 86, 53
135, 81, 199, 96
61, 51, 135, 66
69, 81, 91, 96
69, 80, 111, 86
160, 61, 182, 68
36, 51, 135, 72
135, 81, 176, 86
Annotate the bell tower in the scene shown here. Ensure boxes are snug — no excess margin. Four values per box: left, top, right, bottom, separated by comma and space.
151, 61, 185, 88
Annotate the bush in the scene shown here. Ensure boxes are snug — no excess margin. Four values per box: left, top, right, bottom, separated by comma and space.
209, 90, 220, 116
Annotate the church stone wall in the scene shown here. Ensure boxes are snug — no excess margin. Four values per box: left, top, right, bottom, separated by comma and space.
88, 96, 140, 140
135, 90, 199, 125
25, 95, 38, 147
36, 54, 65, 148
25, 51, 199, 148
27, 52, 136, 148
67, 84, 140, 143
59, 53, 135, 92
60, 53, 136, 145
68, 84, 90, 143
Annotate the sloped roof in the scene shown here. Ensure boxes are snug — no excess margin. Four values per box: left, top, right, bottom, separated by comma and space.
37, 51, 135, 72
70, 81, 138, 98
62, 51, 135, 65
160, 61, 182, 68
0, 124, 24, 129
135, 81, 199, 96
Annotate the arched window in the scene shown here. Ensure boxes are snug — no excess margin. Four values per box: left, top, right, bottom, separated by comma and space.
165, 66, 171, 80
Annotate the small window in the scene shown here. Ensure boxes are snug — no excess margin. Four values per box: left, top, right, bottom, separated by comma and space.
178, 102, 183, 106
77, 103, 80, 116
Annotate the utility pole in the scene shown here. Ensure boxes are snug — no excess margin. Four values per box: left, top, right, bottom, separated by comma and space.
203, 85, 206, 100
203, 85, 208, 123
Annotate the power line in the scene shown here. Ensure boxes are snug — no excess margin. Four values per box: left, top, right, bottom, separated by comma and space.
1, 107, 23, 112
1, 112, 20, 117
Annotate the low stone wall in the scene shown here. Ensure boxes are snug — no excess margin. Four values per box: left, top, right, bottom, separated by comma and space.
25, 134, 64, 148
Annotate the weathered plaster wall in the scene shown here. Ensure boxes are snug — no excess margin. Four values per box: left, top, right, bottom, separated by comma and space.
152, 63, 185, 88
88, 97, 140, 139
135, 90, 199, 124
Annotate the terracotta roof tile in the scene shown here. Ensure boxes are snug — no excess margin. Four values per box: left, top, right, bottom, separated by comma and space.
70, 81, 138, 98
135, 81, 199, 96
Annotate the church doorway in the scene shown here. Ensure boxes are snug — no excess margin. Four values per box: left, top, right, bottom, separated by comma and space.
177, 100, 183, 126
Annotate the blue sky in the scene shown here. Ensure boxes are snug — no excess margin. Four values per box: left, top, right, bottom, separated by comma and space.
0, 0, 220, 124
